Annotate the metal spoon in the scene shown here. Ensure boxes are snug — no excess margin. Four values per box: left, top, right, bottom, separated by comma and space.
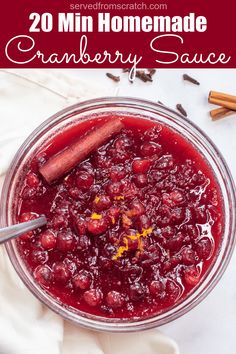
0, 215, 47, 244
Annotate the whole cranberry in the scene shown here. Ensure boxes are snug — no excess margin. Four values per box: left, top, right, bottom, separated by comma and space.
83, 288, 103, 307
106, 182, 122, 197
136, 215, 151, 231
165, 232, 184, 251
87, 218, 108, 235
76, 171, 94, 191
124, 265, 143, 282
133, 174, 148, 188
20, 212, 39, 223
73, 269, 92, 290
111, 149, 129, 163
147, 244, 161, 262
161, 226, 175, 239
130, 283, 145, 301
140, 142, 162, 157
99, 257, 114, 271
107, 206, 120, 225
31, 250, 48, 264
110, 166, 127, 182
51, 214, 68, 230
121, 181, 139, 199
185, 225, 199, 240
171, 207, 185, 223
130, 200, 145, 216
184, 266, 201, 286
34, 265, 52, 286
166, 280, 181, 301
40, 230, 56, 250
77, 234, 91, 249
75, 217, 87, 235
149, 280, 164, 296
79, 161, 94, 174
114, 136, 132, 150
132, 159, 151, 174
93, 195, 112, 211
94, 154, 112, 168
181, 247, 197, 265
21, 186, 36, 199
52, 262, 70, 284
20, 230, 34, 241
63, 258, 77, 275
169, 190, 184, 205
68, 187, 81, 200
196, 238, 212, 260
57, 231, 75, 252
106, 291, 125, 308
26, 173, 40, 188
104, 244, 117, 257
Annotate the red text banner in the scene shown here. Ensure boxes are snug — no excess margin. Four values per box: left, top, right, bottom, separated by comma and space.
0, 0, 235, 68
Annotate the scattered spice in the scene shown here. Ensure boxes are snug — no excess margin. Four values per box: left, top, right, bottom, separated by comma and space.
183, 74, 200, 86
176, 103, 187, 117
106, 73, 120, 82
208, 90, 236, 121
112, 227, 153, 260
90, 212, 102, 220
122, 68, 156, 83
208, 91, 236, 110
210, 107, 235, 121
148, 69, 156, 77
136, 70, 153, 83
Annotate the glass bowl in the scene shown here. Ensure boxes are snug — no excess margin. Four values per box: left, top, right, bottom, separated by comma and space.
1, 97, 236, 332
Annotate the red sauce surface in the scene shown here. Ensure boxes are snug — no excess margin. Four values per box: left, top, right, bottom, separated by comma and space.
16, 115, 223, 319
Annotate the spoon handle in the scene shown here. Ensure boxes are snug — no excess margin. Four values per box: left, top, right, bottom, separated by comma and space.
0, 216, 47, 244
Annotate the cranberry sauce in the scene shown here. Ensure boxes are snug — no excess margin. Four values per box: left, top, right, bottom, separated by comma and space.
16, 115, 223, 319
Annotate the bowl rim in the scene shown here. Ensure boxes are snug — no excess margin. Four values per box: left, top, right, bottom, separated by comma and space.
1, 96, 236, 332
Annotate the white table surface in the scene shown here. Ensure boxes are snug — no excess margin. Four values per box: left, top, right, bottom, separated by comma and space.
1, 68, 236, 354
72, 68, 236, 354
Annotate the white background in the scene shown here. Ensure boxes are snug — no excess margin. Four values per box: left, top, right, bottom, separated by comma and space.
73, 68, 236, 354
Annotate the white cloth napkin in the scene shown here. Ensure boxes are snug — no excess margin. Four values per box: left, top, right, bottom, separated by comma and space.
0, 69, 179, 354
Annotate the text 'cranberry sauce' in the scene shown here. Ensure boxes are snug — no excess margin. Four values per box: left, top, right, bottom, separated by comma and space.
16, 115, 223, 319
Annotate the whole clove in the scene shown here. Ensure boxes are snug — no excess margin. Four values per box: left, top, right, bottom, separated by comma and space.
148, 69, 156, 77
176, 104, 188, 117
183, 74, 200, 86
106, 73, 120, 82
136, 70, 153, 83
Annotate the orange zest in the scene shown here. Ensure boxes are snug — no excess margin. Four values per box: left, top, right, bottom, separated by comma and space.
114, 195, 125, 201
94, 196, 101, 204
122, 214, 132, 228
90, 212, 102, 220
112, 227, 153, 260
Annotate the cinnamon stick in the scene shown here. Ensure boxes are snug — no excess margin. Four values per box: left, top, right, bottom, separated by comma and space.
39, 119, 124, 184
210, 107, 235, 121
208, 91, 236, 110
